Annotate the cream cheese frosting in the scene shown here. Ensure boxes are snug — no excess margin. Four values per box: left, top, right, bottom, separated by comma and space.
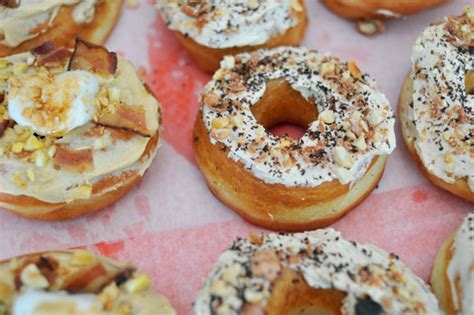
200, 47, 396, 187
447, 213, 474, 315
194, 229, 441, 314
0, 0, 99, 48
410, 8, 474, 192
156, 0, 303, 49
0, 50, 161, 204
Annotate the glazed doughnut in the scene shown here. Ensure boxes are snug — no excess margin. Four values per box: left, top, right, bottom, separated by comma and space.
0, 249, 176, 314
0, 39, 162, 220
155, 0, 307, 73
321, 0, 449, 22
193, 47, 396, 231
399, 8, 474, 202
0, 0, 122, 57
195, 229, 441, 314
431, 213, 473, 315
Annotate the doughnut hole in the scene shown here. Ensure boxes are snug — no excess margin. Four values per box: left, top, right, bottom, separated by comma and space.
250, 78, 318, 140
263, 268, 346, 315
465, 70, 474, 95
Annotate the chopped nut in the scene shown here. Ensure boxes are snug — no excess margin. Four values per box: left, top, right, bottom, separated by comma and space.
212, 69, 225, 81
222, 264, 242, 283
211, 117, 230, 129
333, 146, 353, 168
244, 288, 265, 303
32, 150, 48, 167
247, 0, 259, 10
26, 169, 35, 182
347, 60, 362, 79
13, 62, 28, 75
220, 56, 235, 69
356, 19, 385, 36
248, 231, 263, 245
291, 0, 303, 12
124, 274, 151, 293
367, 109, 384, 126
93, 137, 107, 151
20, 264, 49, 289
320, 62, 335, 77
68, 184, 92, 200
320, 110, 335, 124
107, 87, 121, 104
47, 145, 57, 158
444, 153, 453, 164
333, 166, 355, 185
211, 128, 230, 140
24, 135, 43, 151
11, 142, 24, 154
71, 250, 96, 266
354, 136, 367, 151
209, 279, 232, 296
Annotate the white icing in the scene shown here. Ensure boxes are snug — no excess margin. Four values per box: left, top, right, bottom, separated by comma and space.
156, 0, 300, 49
410, 13, 474, 192
0, 0, 99, 47
13, 289, 102, 315
447, 213, 474, 314
201, 47, 396, 187
8, 70, 99, 136
195, 229, 441, 314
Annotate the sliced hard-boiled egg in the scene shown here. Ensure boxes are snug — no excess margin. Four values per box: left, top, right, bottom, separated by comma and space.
8, 70, 99, 137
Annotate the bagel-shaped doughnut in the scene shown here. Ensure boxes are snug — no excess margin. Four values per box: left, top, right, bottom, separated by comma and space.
321, 0, 449, 21
431, 213, 473, 315
0, 249, 176, 314
193, 47, 396, 231
155, 0, 307, 73
0, 39, 162, 220
195, 228, 441, 314
399, 8, 473, 202
0, 0, 122, 57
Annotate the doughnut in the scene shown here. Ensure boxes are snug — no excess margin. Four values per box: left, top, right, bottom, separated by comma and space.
321, 0, 449, 35
431, 213, 473, 315
0, 39, 162, 220
399, 8, 474, 202
195, 228, 441, 314
0, 0, 122, 57
193, 47, 396, 231
155, 0, 307, 73
0, 249, 176, 314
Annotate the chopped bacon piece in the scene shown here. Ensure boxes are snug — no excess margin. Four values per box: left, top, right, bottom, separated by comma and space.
0, 119, 7, 137
68, 38, 117, 74
95, 104, 151, 136
31, 42, 72, 67
64, 263, 108, 293
0, 0, 19, 8
53, 146, 94, 173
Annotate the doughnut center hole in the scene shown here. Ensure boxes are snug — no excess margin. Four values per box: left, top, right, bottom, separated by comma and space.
466, 70, 474, 95
264, 269, 345, 315
250, 78, 318, 140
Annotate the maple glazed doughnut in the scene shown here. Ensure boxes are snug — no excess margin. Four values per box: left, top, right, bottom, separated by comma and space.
431, 213, 474, 315
193, 47, 396, 231
399, 8, 474, 202
0, 249, 176, 314
155, 0, 307, 73
0, 0, 122, 57
195, 229, 441, 314
0, 39, 162, 220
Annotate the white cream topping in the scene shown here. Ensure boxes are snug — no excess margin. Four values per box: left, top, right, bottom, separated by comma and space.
447, 213, 474, 315
195, 229, 441, 314
13, 290, 102, 315
410, 12, 474, 191
8, 70, 99, 137
156, 0, 301, 49
201, 47, 396, 187
0, 0, 99, 47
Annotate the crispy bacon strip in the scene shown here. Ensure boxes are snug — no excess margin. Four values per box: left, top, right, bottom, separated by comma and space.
0, 119, 7, 137
0, 0, 19, 8
53, 146, 94, 173
64, 263, 108, 293
31, 42, 72, 67
68, 38, 117, 74
95, 104, 151, 136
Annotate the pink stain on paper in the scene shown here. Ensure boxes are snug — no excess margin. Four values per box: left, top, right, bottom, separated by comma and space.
147, 15, 210, 163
